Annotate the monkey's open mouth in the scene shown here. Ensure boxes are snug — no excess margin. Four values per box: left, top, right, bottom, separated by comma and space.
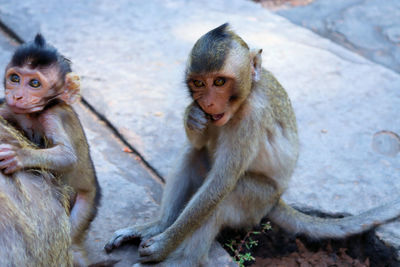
211, 113, 224, 121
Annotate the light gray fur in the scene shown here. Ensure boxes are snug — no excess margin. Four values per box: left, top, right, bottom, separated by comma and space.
106, 27, 400, 266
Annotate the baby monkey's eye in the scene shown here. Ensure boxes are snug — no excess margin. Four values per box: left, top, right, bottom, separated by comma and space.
214, 77, 225, 86
9, 74, 20, 83
193, 80, 204, 87
29, 79, 41, 88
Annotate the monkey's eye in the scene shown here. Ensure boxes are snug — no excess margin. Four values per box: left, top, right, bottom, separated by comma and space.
214, 77, 225, 86
193, 80, 204, 87
29, 79, 41, 88
9, 74, 20, 83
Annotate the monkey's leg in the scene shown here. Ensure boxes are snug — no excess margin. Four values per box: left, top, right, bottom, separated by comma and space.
220, 173, 281, 228
159, 147, 209, 228
70, 190, 97, 266
105, 147, 209, 252
71, 244, 88, 267
136, 173, 279, 267
134, 208, 220, 267
70, 190, 97, 243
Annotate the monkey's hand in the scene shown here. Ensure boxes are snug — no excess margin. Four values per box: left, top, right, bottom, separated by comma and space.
185, 103, 209, 149
104, 227, 141, 253
104, 223, 162, 253
138, 232, 172, 263
185, 102, 208, 133
0, 144, 23, 174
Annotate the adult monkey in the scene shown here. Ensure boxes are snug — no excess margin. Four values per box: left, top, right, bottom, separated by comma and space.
0, 116, 72, 266
0, 34, 101, 266
105, 23, 400, 266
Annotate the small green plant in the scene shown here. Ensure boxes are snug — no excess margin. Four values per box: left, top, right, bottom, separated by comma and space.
224, 222, 272, 267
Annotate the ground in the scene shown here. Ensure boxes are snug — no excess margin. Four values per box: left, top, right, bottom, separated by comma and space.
0, 0, 399, 266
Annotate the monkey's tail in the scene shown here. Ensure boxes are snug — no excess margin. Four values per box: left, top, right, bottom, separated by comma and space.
268, 198, 400, 239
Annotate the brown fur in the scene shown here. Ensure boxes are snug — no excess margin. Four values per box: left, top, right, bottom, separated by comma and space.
1, 34, 101, 266
0, 100, 100, 266
0, 115, 72, 266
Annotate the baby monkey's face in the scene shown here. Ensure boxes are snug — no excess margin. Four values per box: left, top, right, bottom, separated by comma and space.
4, 65, 60, 114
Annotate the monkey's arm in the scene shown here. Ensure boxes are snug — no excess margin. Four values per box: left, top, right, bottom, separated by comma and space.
139, 116, 260, 261
184, 102, 209, 149
25, 111, 77, 171
0, 110, 77, 174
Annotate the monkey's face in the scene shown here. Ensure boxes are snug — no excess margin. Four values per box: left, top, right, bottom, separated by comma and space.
187, 48, 252, 127
188, 73, 242, 127
4, 66, 60, 114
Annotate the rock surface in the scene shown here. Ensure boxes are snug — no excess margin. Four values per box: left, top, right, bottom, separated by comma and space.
0, 0, 399, 263
275, 0, 400, 73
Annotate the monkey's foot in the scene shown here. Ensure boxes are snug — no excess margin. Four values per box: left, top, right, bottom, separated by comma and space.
104, 227, 141, 253
137, 233, 171, 263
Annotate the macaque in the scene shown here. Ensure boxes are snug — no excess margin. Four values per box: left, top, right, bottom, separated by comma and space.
0, 116, 72, 266
105, 24, 400, 266
0, 34, 101, 266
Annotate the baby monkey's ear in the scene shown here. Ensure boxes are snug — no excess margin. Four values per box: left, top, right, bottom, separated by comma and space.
59, 72, 81, 105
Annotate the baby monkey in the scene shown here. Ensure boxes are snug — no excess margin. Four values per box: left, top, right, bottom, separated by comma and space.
0, 34, 100, 266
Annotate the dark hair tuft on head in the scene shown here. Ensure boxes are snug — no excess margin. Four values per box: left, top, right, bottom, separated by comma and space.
210, 23, 230, 37
10, 33, 71, 77
34, 33, 46, 47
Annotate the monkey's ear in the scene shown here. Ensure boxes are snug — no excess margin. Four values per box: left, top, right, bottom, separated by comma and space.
250, 49, 263, 82
59, 72, 81, 105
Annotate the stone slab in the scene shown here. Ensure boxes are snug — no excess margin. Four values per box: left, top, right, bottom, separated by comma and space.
0, 0, 399, 257
275, 0, 400, 73
75, 103, 161, 266
0, 29, 14, 75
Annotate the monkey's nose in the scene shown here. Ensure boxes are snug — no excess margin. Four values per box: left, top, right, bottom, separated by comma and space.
13, 95, 23, 101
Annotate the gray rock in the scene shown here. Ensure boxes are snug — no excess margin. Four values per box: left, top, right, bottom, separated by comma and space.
277, 0, 400, 73
0, 33, 14, 77
0, 0, 399, 260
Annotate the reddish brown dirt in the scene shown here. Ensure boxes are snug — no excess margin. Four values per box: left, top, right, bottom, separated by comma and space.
219, 219, 397, 267
253, 239, 369, 267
